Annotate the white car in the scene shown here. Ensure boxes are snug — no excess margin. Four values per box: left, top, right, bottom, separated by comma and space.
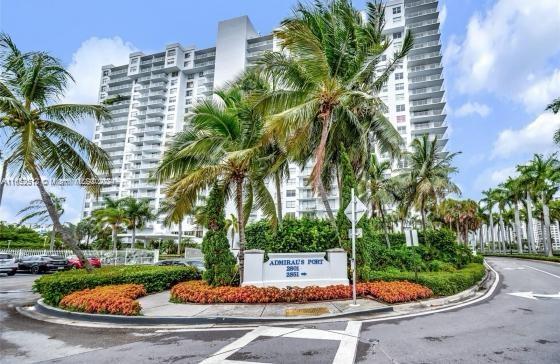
0, 253, 18, 276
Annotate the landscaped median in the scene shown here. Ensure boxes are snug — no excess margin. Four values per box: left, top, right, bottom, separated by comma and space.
33, 265, 200, 306
59, 284, 147, 316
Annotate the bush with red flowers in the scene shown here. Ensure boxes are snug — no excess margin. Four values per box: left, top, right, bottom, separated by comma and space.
170, 281, 432, 304
59, 284, 146, 316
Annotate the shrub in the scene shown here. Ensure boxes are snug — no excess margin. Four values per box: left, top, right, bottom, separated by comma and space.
245, 217, 338, 253
427, 260, 457, 272
59, 284, 146, 316
170, 280, 432, 304
200, 184, 237, 286
34, 265, 199, 306
361, 263, 486, 296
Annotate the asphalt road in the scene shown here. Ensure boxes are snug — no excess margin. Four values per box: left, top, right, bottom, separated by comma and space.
1, 257, 559, 363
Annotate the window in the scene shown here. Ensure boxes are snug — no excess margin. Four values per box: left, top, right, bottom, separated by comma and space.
167, 123, 174, 129
380, 55, 387, 61
381, 85, 388, 93
101, 86, 107, 92
397, 126, 407, 134
167, 49, 176, 57
286, 201, 295, 208
186, 90, 193, 97
103, 70, 109, 76
185, 98, 192, 104
187, 74, 195, 80
129, 66, 137, 72
395, 83, 404, 91
187, 82, 194, 88
170, 88, 177, 94
393, 16, 401, 22
171, 71, 178, 77
395, 72, 403, 80
393, 32, 402, 39
396, 104, 406, 112
392, 6, 401, 14
167, 114, 175, 120
168, 105, 176, 112
131, 58, 139, 64
396, 93, 405, 101
285, 212, 296, 218
286, 190, 296, 197
184, 107, 190, 113
169, 97, 176, 103
184, 52, 191, 58
199, 71, 204, 77
170, 80, 177, 86
184, 61, 191, 67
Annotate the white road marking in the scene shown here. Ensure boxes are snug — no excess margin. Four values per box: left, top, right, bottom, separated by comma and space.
199, 321, 362, 364
523, 265, 560, 279
508, 291, 560, 300
503, 267, 526, 270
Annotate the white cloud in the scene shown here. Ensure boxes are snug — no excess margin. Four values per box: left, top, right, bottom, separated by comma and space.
64, 37, 136, 137
449, 0, 560, 110
491, 112, 560, 159
520, 69, 560, 112
455, 102, 491, 118
439, 4, 447, 28
473, 166, 517, 192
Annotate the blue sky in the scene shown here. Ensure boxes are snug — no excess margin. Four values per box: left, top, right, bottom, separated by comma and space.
1, 0, 559, 224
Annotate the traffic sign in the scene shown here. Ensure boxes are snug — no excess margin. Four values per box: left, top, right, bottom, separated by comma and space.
344, 196, 367, 223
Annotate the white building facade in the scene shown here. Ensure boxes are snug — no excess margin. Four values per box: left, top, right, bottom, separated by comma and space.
83, 0, 449, 243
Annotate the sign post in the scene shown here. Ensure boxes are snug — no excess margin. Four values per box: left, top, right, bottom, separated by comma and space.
344, 188, 367, 307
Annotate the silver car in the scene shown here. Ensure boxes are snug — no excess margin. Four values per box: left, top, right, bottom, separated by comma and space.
0, 253, 18, 276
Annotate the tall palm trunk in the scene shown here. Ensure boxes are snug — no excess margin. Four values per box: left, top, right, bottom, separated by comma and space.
513, 202, 523, 253
177, 221, 182, 255
312, 109, 334, 219
542, 197, 553, 257
499, 213, 506, 253
235, 178, 246, 283
131, 219, 137, 248
526, 194, 535, 253
317, 180, 335, 220
488, 210, 495, 252
420, 199, 426, 231
111, 224, 117, 252
380, 203, 390, 248
0, 157, 9, 207
50, 228, 55, 250
30, 166, 92, 271
274, 171, 282, 224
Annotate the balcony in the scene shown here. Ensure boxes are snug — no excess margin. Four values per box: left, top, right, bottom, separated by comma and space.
149, 82, 167, 90
194, 52, 216, 60
411, 121, 447, 134
410, 97, 445, 111
406, 7, 438, 20
409, 73, 443, 89
407, 18, 438, 30
193, 61, 215, 69
247, 39, 273, 50
147, 107, 165, 116
405, 0, 437, 8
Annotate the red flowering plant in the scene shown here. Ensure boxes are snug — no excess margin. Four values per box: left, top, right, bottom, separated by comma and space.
59, 284, 146, 316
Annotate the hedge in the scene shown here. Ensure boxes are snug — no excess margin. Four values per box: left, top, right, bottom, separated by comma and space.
34, 265, 200, 306
484, 254, 560, 264
59, 284, 146, 316
361, 263, 486, 296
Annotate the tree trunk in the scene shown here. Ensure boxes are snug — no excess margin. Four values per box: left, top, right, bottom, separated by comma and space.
30, 167, 92, 271
50, 228, 55, 250
526, 194, 535, 253
420, 199, 426, 231
132, 221, 137, 248
0, 157, 9, 207
274, 171, 282, 224
489, 209, 495, 252
380, 204, 390, 248
542, 197, 553, 257
317, 179, 335, 220
310, 109, 331, 193
112, 225, 117, 252
178, 221, 182, 255
499, 213, 506, 253
236, 178, 246, 283
513, 202, 523, 253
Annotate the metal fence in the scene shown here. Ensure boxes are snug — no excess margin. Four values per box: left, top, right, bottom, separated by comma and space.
1, 249, 160, 265
184, 248, 203, 260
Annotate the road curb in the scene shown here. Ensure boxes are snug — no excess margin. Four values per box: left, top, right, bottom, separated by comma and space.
33, 299, 394, 325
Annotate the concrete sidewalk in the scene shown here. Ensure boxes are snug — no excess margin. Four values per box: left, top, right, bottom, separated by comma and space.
138, 291, 390, 319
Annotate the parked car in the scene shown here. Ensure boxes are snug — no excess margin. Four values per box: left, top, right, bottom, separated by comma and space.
0, 253, 18, 276
67, 255, 102, 269
17, 255, 69, 274
155, 259, 205, 271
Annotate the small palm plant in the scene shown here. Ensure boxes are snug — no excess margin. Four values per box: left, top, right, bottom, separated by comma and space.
18, 193, 65, 250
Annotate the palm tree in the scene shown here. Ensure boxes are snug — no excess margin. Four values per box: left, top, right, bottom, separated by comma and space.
409, 135, 460, 230
93, 197, 129, 251
480, 189, 497, 252
0, 34, 111, 270
257, 0, 411, 218
518, 154, 560, 256
76, 216, 98, 248
361, 153, 393, 246
154, 86, 276, 282
17, 193, 64, 250
492, 187, 510, 253
225, 213, 239, 249
122, 197, 155, 247
503, 177, 524, 253
158, 193, 196, 254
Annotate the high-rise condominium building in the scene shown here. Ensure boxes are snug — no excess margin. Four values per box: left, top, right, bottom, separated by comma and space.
83, 0, 448, 243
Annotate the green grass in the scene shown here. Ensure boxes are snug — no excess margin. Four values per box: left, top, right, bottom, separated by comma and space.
362, 263, 486, 296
